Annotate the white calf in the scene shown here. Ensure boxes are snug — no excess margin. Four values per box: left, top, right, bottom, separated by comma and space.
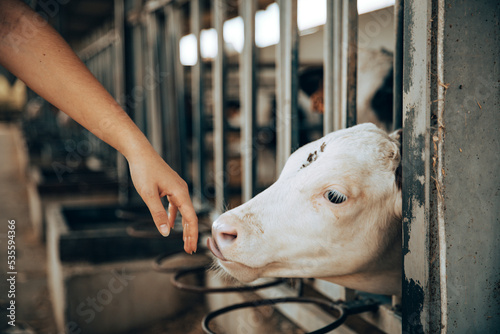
207, 123, 402, 296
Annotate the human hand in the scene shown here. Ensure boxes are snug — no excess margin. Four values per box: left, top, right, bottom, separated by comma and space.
128, 152, 198, 254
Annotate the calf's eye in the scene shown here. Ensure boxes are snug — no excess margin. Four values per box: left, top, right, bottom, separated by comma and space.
325, 190, 347, 204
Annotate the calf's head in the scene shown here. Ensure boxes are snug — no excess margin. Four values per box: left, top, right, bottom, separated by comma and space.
207, 123, 402, 295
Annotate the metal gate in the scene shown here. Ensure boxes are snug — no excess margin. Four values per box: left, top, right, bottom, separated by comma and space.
77, 0, 499, 332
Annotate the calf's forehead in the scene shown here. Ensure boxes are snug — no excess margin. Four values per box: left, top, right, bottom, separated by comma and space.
282, 126, 390, 177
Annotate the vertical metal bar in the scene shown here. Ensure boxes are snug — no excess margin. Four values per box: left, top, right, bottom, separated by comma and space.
213, 0, 227, 213
323, 0, 334, 135
160, 13, 179, 168
339, 0, 348, 129
275, 2, 283, 174
323, 0, 342, 134
240, 0, 257, 202
114, 0, 128, 205
145, 13, 163, 154
333, 0, 343, 131
276, 0, 298, 174
191, 0, 205, 203
402, 0, 432, 331
344, 0, 357, 128
392, 0, 404, 310
132, 24, 147, 135
393, 0, 404, 131
167, 4, 187, 181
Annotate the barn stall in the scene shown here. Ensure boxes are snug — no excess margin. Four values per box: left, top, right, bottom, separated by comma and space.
0, 0, 498, 333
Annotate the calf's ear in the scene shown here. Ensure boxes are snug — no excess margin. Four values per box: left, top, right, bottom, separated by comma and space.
389, 129, 403, 217
389, 129, 402, 190
389, 129, 402, 143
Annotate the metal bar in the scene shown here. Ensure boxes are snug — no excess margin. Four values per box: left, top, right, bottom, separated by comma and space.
323, 0, 334, 135
160, 13, 179, 169
393, 0, 404, 130
114, 0, 128, 205
213, 0, 227, 214
190, 0, 205, 203
77, 29, 117, 61
344, 0, 357, 128
333, 0, 343, 131
126, 0, 190, 23
166, 4, 187, 180
401, 0, 432, 331
323, 0, 342, 134
131, 24, 147, 135
276, 0, 298, 174
144, 13, 163, 154
240, 0, 257, 202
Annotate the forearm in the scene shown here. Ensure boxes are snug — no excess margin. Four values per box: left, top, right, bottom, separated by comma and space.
0, 0, 152, 161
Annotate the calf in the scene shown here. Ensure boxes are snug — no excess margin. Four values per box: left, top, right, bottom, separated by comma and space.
207, 123, 402, 296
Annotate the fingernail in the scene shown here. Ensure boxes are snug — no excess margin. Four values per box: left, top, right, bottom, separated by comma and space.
160, 224, 170, 236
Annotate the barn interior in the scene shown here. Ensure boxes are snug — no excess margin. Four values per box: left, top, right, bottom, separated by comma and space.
0, 0, 498, 333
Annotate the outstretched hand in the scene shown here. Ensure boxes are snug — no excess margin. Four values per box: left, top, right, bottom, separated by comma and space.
0, 0, 198, 253
128, 153, 198, 254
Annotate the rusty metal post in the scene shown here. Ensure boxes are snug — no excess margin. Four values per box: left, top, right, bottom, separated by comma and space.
402, 0, 500, 332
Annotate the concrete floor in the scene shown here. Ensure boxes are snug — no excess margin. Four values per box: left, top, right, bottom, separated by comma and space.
0, 123, 58, 333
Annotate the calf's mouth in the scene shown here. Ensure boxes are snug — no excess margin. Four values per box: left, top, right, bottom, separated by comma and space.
207, 237, 228, 261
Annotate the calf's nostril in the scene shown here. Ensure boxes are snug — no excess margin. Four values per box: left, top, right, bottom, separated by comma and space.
213, 221, 239, 248
221, 231, 237, 242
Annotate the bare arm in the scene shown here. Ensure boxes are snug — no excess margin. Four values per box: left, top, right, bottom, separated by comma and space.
0, 0, 198, 253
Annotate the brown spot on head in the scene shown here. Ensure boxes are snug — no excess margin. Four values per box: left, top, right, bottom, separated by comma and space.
320, 142, 327, 152
301, 149, 321, 169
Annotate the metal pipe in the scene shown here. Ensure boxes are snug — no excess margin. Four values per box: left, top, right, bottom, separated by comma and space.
276, 0, 298, 174
240, 0, 257, 202
323, 0, 342, 134
113, 0, 128, 205
190, 0, 206, 203
77, 29, 117, 61
161, 12, 179, 169
213, 0, 227, 213
166, 4, 188, 180
145, 12, 163, 154
131, 24, 147, 136
333, 0, 343, 131
344, 0, 358, 128
393, 0, 404, 130
323, 0, 334, 135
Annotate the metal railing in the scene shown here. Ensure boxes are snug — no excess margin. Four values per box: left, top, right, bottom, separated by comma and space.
119, 0, 402, 332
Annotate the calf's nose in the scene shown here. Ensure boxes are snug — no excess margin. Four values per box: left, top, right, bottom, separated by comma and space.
212, 220, 238, 249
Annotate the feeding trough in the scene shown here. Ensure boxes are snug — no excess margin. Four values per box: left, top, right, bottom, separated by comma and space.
27, 165, 119, 241
46, 203, 203, 334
